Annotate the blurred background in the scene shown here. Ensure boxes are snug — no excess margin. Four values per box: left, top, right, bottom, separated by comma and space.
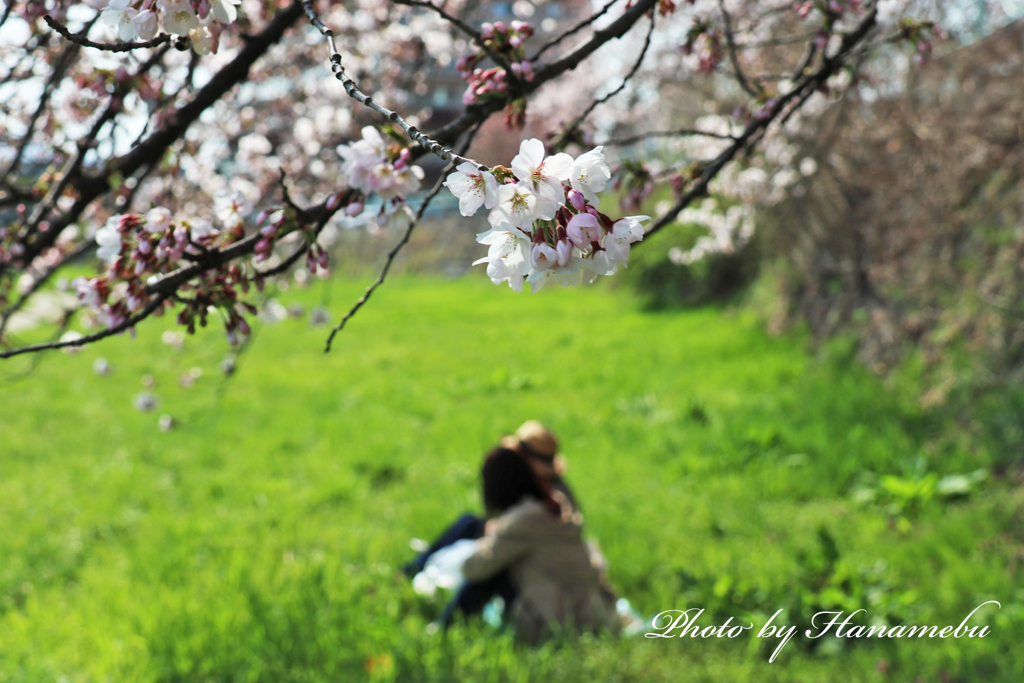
2, 0, 1024, 681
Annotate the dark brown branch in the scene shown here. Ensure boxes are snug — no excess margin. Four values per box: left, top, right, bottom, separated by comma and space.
605, 128, 738, 147
530, 0, 619, 61
643, 8, 879, 240
425, 0, 658, 153
0, 294, 168, 360
719, 0, 760, 97
43, 15, 173, 52
554, 12, 655, 148
7, 2, 305, 281
0, 34, 81, 183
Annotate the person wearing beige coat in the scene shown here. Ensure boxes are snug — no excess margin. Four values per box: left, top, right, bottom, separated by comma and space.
463, 491, 620, 644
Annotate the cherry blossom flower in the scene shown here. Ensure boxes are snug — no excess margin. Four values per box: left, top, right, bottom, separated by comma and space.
189, 218, 218, 239
338, 127, 388, 194
102, 0, 138, 41
145, 207, 172, 233
209, 0, 241, 24
472, 228, 530, 291
591, 215, 649, 276
134, 10, 158, 40
95, 218, 124, 263
101, 0, 139, 41
444, 163, 499, 217
393, 164, 425, 199
876, 0, 902, 26
566, 212, 602, 250
488, 182, 540, 232
214, 190, 251, 227
189, 25, 217, 55
567, 147, 611, 205
134, 392, 159, 412
158, 0, 198, 36
510, 139, 573, 219
530, 242, 558, 271
73, 277, 103, 309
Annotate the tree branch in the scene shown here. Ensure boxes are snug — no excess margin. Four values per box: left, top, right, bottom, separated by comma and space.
530, 0, 620, 61
43, 15, 172, 52
643, 8, 879, 240
6, 2, 305, 280
554, 12, 655, 149
0, 294, 168, 360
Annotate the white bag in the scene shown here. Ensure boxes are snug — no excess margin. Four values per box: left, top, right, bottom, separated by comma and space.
411, 538, 480, 596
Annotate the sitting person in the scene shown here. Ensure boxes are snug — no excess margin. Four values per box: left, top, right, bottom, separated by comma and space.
462, 447, 619, 643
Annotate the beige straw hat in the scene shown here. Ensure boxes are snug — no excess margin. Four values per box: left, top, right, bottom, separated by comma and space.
500, 420, 567, 475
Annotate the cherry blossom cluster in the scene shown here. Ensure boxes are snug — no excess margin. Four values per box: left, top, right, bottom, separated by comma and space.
456, 21, 535, 100
72, 192, 257, 342
336, 126, 422, 228
98, 0, 241, 53
445, 139, 648, 293
667, 200, 755, 266
456, 21, 535, 129
682, 21, 722, 74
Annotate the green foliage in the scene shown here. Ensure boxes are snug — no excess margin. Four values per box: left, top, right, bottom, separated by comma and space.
0, 275, 1021, 682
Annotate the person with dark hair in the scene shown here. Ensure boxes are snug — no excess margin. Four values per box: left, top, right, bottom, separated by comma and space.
499, 420, 579, 514
403, 430, 618, 640
464, 447, 619, 643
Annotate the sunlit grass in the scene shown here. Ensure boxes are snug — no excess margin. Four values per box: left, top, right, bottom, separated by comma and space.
0, 274, 1020, 682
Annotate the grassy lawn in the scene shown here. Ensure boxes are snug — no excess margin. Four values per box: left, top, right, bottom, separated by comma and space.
0, 274, 1021, 682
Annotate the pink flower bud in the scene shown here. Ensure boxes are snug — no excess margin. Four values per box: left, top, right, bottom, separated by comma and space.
480, 23, 494, 39
306, 250, 317, 273
555, 240, 572, 268
493, 21, 508, 34
510, 34, 524, 49
326, 193, 342, 210
346, 201, 364, 216
567, 189, 587, 211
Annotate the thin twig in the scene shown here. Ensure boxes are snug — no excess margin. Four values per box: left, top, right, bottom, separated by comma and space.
531, 0, 620, 62
643, 8, 879, 241
0, 34, 81, 183
0, 240, 93, 339
43, 15, 173, 52
554, 12, 656, 148
604, 128, 737, 147
0, 295, 168, 360
719, 0, 760, 97
301, 0, 486, 171
323, 123, 483, 351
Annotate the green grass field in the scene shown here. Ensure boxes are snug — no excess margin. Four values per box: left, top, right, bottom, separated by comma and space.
1, 274, 1021, 682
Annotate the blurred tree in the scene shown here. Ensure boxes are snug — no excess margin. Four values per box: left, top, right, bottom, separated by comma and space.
0, 0, 948, 359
